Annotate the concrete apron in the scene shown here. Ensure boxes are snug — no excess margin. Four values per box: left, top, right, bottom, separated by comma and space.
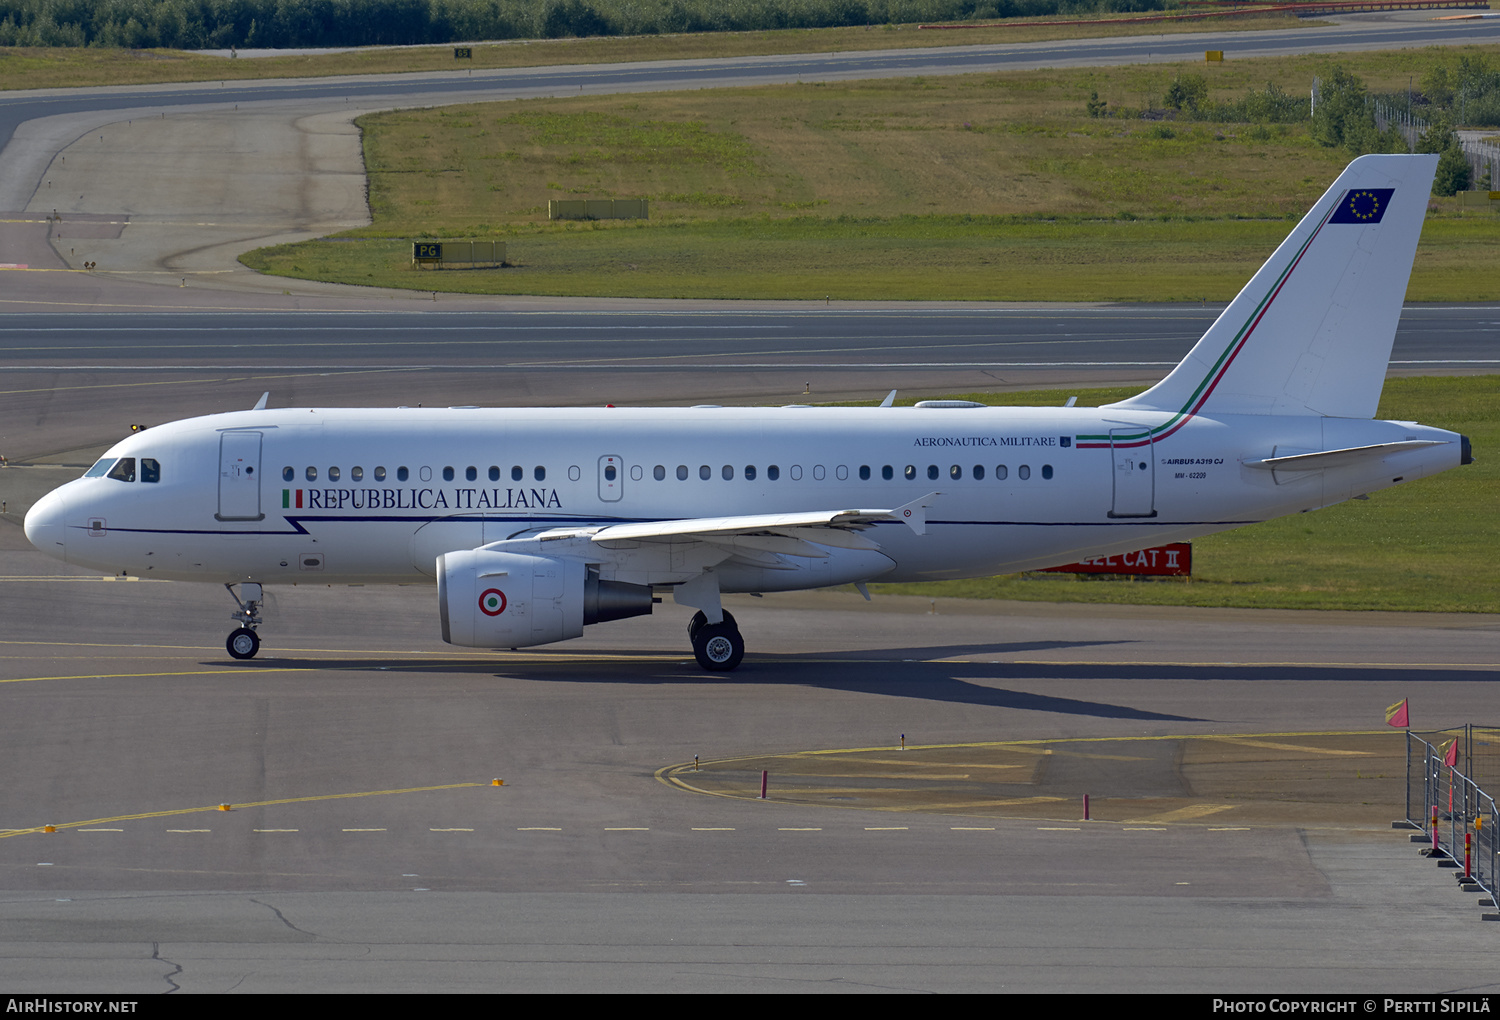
19, 108, 370, 292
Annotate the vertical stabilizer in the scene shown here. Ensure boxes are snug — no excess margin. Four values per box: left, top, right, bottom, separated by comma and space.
1106, 154, 1437, 420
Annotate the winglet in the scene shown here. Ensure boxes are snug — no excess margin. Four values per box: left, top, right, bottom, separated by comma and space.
252, 392, 270, 411
890, 492, 939, 536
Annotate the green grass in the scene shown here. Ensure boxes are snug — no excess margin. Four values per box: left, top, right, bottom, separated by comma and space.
865, 377, 1500, 613
241, 216, 1500, 302
0, 14, 1315, 91
242, 46, 1500, 300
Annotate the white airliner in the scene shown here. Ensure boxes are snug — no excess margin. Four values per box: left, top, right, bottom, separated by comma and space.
25, 154, 1470, 670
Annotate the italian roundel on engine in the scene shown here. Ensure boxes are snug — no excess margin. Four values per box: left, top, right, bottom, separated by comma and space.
437, 549, 653, 649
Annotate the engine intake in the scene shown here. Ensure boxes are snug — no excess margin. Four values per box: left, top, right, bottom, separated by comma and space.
438, 549, 652, 648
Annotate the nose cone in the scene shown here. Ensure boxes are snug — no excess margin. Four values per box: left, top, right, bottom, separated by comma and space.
24, 485, 70, 562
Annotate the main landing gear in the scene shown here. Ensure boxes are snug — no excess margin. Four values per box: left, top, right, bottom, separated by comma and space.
688, 610, 744, 672
225, 582, 264, 660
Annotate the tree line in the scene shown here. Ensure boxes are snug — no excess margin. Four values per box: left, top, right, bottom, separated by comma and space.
1090, 61, 1494, 194
0, 0, 1172, 48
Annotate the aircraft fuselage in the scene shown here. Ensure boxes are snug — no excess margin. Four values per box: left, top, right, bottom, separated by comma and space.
27, 404, 1464, 588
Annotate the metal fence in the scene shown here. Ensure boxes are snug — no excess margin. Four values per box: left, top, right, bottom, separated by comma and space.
1310, 80, 1500, 190
1459, 138, 1500, 193
1405, 728, 1500, 905
1373, 97, 1426, 154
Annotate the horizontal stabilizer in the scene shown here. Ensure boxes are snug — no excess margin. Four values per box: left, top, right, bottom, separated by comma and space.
1243, 440, 1447, 472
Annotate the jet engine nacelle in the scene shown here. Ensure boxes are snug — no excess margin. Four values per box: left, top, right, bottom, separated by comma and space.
438, 549, 654, 648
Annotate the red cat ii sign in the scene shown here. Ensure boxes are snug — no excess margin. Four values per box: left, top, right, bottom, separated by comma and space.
1040, 543, 1192, 576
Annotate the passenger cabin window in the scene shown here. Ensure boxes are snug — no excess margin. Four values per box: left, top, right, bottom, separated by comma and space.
488, 466, 500, 482
141, 458, 161, 483
442, 467, 454, 482
397, 466, 409, 482
375, 466, 387, 482
745, 465, 757, 481
306, 467, 317, 482
351, 466, 364, 482
282, 466, 294, 482
904, 465, 915, 480
1019, 465, 1031, 480
534, 466, 546, 481
676, 465, 688, 481
767, 465, 779, 481
654, 465, 666, 481
329, 467, 340, 482
1042, 464, 1054, 480
512, 466, 523, 481
882, 465, 894, 481
465, 466, 477, 482
995, 465, 1008, 480
699, 465, 711, 481
107, 458, 136, 482
859, 466, 870, 481
973, 465, 985, 480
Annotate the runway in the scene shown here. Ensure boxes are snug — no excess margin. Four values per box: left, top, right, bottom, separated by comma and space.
0, 303, 1495, 472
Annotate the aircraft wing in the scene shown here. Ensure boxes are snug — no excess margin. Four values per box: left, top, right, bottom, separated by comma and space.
533, 492, 939, 553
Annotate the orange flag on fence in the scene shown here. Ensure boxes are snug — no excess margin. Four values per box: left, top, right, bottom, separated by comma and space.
1385, 699, 1409, 728
1444, 739, 1459, 768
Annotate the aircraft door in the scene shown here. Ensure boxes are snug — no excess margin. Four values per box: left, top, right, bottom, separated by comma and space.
1108, 428, 1156, 518
217, 431, 264, 521
598, 455, 623, 502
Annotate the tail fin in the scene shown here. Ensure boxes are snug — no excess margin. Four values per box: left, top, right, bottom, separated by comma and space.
1106, 154, 1438, 420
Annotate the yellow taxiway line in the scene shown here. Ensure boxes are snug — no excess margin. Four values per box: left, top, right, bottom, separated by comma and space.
1, 782, 482, 840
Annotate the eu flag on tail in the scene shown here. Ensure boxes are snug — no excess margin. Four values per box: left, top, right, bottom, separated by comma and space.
1330, 188, 1395, 224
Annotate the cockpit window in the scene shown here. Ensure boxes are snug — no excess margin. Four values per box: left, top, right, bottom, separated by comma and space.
141, 458, 161, 483
106, 457, 136, 482
84, 458, 116, 478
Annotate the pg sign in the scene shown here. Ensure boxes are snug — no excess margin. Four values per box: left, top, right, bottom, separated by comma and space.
413, 242, 442, 261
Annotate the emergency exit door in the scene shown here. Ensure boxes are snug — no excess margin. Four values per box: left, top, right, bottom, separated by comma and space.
598, 455, 623, 502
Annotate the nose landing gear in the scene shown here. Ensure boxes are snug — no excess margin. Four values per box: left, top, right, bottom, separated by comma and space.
225, 582, 264, 660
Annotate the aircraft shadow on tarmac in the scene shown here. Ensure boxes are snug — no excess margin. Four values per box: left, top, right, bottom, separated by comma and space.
205, 639, 1202, 721
205, 639, 1493, 723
